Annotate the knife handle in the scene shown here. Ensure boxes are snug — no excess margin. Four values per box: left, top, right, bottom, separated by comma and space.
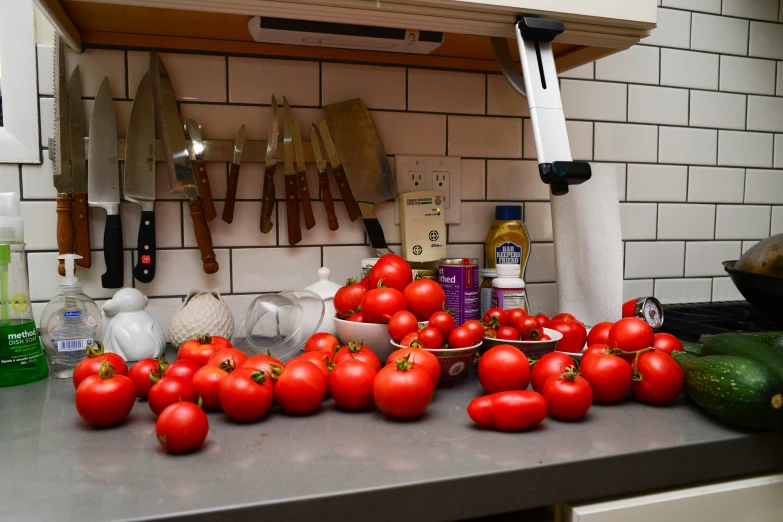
318, 170, 339, 231
73, 192, 92, 268
222, 163, 240, 224
285, 176, 301, 246
298, 171, 316, 230
101, 214, 125, 289
133, 210, 156, 284
194, 160, 217, 222
260, 167, 276, 233
359, 202, 393, 257
56, 195, 74, 276
332, 166, 360, 222
189, 199, 219, 274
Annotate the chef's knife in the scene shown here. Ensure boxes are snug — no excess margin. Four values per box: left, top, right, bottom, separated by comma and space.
88, 77, 124, 288
282, 98, 301, 246
125, 72, 157, 284
53, 37, 73, 276
260, 96, 279, 234
222, 124, 245, 224
184, 120, 217, 222
317, 120, 360, 222
292, 120, 315, 230
68, 67, 90, 269
150, 52, 219, 274
311, 123, 338, 231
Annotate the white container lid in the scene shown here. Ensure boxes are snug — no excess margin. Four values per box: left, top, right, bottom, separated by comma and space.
304, 267, 342, 300
480, 268, 497, 277
496, 263, 521, 277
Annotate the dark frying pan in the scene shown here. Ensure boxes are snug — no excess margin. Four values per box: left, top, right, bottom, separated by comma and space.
724, 260, 783, 319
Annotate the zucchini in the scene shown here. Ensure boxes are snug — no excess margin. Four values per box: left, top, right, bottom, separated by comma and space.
672, 351, 698, 364
699, 332, 783, 349
680, 341, 703, 357
699, 333, 783, 381
678, 355, 783, 430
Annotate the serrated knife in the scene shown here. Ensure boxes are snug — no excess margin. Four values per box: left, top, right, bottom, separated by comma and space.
88, 77, 124, 288
68, 66, 91, 269
260, 96, 278, 233
293, 119, 315, 230
125, 72, 157, 283
53, 36, 73, 276
311, 123, 339, 231
222, 124, 245, 224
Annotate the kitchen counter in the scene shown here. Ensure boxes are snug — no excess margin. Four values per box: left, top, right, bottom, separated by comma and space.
2, 357, 782, 522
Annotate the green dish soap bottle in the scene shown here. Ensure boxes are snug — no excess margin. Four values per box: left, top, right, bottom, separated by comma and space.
0, 192, 48, 387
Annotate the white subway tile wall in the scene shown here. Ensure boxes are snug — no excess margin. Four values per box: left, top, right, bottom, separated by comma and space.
13, 4, 783, 322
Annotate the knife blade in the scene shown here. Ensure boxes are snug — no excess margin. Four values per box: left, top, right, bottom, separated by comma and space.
68, 66, 91, 269
88, 77, 124, 288
53, 36, 73, 276
222, 124, 245, 224
311, 124, 339, 231
184, 119, 217, 222
317, 120, 360, 222
260, 95, 278, 233
125, 72, 157, 284
293, 120, 315, 230
282, 97, 301, 246
150, 51, 218, 274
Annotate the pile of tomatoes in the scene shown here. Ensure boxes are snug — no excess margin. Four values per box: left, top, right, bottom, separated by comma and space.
335, 254, 446, 324
482, 308, 590, 352
388, 309, 485, 349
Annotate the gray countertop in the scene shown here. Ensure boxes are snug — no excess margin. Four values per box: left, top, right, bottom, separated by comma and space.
2, 359, 783, 522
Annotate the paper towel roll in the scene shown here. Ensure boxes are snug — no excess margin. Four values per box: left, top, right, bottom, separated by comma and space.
550, 163, 624, 325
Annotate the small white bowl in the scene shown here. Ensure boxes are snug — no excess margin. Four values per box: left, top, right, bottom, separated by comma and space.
333, 315, 394, 362
482, 327, 563, 360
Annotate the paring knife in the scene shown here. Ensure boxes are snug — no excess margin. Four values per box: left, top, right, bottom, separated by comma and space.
184, 120, 217, 222
282, 98, 301, 246
68, 67, 90, 268
317, 120, 360, 222
53, 37, 73, 276
88, 77, 124, 289
260, 96, 279, 233
292, 120, 315, 230
311, 124, 339, 231
222, 124, 245, 224
150, 52, 219, 275
125, 72, 157, 283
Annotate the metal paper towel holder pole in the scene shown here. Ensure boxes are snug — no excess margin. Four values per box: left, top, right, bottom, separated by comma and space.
491, 17, 592, 196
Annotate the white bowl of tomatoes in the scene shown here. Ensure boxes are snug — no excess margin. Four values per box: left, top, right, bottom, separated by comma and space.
334, 315, 397, 362
482, 327, 563, 359
389, 339, 481, 386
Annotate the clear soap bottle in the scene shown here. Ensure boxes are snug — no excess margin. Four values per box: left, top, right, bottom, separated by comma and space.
39, 254, 102, 378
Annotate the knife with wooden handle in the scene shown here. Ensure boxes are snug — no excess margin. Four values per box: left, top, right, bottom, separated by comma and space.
283, 98, 302, 245
260, 96, 279, 233
311, 123, 338, 231
293, 120, 315, 230
317, 120, 360, 222
53, 37, 73, 276
184, 120, 217, 222
222, 124, 245, 224
68, 67, 91, 269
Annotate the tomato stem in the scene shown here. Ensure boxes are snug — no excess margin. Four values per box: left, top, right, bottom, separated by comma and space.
97, 360, 115, 379
217, 357, 237, 373
156, 355, 170, 374
559, 365, 581, 382
394, 353, 415, 372
85, 340, 105, 358
197, 333, 213, 345
250, 370, 267, 384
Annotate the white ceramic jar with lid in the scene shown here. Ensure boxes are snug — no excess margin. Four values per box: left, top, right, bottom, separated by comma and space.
304, 267, 342, 336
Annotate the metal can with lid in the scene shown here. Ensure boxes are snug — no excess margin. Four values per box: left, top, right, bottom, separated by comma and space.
479, 268, 497, 320
439, 258, 479, 326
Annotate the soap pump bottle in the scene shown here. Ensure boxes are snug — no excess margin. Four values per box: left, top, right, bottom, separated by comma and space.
39, 254, 102, 378
0, 192, 48, 387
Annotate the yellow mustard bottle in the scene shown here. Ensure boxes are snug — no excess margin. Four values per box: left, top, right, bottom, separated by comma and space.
485, 205, 531, 279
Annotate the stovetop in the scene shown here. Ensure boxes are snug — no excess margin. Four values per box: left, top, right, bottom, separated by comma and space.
660, 301, 783, 342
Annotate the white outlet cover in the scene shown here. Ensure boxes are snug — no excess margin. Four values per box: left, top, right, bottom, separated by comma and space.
394, 155, 462, 224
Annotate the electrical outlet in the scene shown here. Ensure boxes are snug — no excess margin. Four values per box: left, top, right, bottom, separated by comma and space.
394, 156, 461, 225
429, 171, 450, 209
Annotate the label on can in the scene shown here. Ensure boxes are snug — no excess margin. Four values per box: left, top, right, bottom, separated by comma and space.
439, 264, 479, 326
491, 287, 527, 311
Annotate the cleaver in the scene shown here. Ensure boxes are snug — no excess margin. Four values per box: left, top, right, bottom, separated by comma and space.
322, 99, 396, 257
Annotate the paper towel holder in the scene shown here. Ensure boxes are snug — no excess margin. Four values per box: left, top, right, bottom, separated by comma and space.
491, 17, 592, 196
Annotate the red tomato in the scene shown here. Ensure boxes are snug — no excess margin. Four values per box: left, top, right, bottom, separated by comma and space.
552, 313, 577, 322
428, 311, 455, 337
148, 376, 198, 416
607, 317, 654, 355
156, 402, 208, 454
448, 325, 476, 348
164, 359, 200, 381
205, 348, 249, 371
386, 348, 440, 388
127, 358, 160, 399
387, 310, 420, 343
542, 371, 593, 421
506, 308, 527, 326
403, 279, 446, 321
417, 326, 443, 349
467, 390, 547, 432
587, 322, 614, 347
530, 352, 575, 392
331, 342, 381, 372
275, 360, 328, 415
653, 333, 684, 356
539, 334, 552, 341
304, 332, 340, 353
346, 312, 364, 323
483, 308, 509, 327
329, 359, 378, 411
579, 347, 632, 403
72, 345, 128, 390
478, 345, 530, 393
400, 332, 420, 347
177, 334, 226, 366
334, 283, 368, 317
74, 362, 135, 428
369, 254, 412, 292
361, 287, 407, 324
191, 365, 229, 411
484, 326, 497, 339
631, 350, 684, 405
462, 320, 486, 344
548, 318, 588, 353
242, 354, 283, 372
513, 315, 543, 341
219, 367, 275, 422
373, 355, 435, 419
535, 313, 551, 328
496, 326, 520, 341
